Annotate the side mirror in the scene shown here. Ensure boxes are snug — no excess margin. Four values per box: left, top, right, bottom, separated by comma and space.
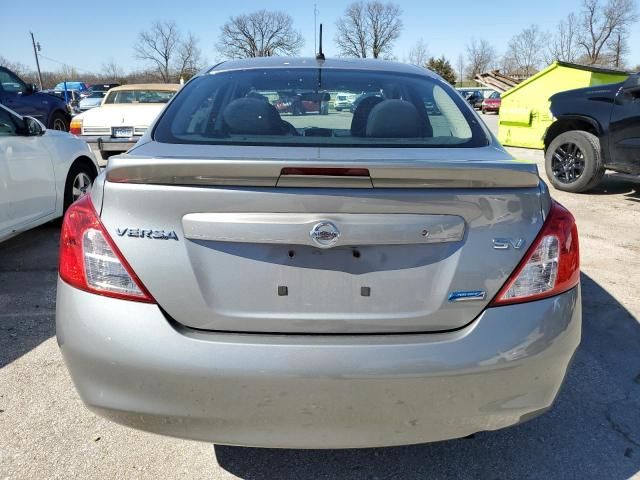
23, 116, 45, 136
623, 74, 640, 96
24, 83, 38, 95
624, 85, 640, 95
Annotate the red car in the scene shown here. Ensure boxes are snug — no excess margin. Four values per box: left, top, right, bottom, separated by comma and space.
481, 91, 501, 114
274, 91, 329, 115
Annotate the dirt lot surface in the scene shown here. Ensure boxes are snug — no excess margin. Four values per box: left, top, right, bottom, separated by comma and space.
1, 114, 639, 479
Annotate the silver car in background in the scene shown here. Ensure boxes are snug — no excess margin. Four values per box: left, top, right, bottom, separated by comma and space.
78, 90, 107, 112
56, 58, 581, 449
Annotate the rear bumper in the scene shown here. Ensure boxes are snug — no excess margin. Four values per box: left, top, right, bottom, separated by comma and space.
81, 136, 140, 166
56, 280, 581, 448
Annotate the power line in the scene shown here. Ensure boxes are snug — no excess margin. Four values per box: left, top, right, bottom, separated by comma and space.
37, 53, 96, 74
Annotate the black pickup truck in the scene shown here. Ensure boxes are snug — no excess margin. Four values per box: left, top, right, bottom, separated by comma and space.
544, 72, 640, 192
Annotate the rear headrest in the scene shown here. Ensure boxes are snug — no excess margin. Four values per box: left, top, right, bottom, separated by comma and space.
350, 96, 384, 137
222, 98, 284, 135
365, 99, 424, 138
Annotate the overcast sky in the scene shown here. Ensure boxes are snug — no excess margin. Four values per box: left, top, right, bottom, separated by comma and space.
3, 0, 639, 73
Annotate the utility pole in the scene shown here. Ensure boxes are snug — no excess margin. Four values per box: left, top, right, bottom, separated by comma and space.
457, 54, 464, 88
30, 32, 43, 90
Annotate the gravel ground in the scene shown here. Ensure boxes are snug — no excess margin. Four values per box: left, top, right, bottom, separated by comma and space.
1, 114, 639, 479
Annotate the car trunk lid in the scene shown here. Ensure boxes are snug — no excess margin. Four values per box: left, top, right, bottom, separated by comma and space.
98, 146, 544, 334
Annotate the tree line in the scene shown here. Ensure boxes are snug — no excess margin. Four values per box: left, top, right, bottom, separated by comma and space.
1, 0, 637, 89
462, 0, 638, 83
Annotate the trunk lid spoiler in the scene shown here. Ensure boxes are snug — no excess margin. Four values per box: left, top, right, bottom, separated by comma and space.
106, 157, 539, 189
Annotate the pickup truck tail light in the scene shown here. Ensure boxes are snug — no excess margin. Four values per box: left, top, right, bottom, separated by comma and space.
59, 195, 155, 303
490, 200, 579, 306
69, 118, 82, 135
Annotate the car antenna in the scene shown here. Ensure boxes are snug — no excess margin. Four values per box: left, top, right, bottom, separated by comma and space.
316, 24, 325, 61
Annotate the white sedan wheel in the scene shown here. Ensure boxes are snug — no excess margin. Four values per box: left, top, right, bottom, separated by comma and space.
72, 172, 92, 201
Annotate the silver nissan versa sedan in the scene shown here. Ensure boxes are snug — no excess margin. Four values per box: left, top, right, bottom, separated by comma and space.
56, 57, 581, 449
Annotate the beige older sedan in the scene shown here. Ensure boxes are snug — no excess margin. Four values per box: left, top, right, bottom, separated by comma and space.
69, 83, 180, 166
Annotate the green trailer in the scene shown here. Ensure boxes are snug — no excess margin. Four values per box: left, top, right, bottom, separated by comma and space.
498, 61, 628, 149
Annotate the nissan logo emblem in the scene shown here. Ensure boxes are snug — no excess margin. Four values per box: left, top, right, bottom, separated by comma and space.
309, 221, 340, 248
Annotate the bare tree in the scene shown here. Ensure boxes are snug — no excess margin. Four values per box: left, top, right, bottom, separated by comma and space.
134, 21, 203, 82
134, 21, 181, 82
0, 56, 30, 77
57, 64, 81, 81
465, 38, 496, 79
577, 0, 638, 65
217, 10, 303, 59
504, 25, 545, 77
606, 27, 630, 67
101, 59, 124, 82
546, 13, 580, 63
336, 3, 369, 57
176, 32, 202, 80
335, 1, 403, 59
407, 38, 429, 66
367, 2, 403, 58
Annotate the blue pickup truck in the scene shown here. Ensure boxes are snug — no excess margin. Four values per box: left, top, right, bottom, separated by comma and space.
0, 66, 71, 131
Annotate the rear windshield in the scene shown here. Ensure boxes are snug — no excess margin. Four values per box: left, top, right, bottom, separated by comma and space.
104, 90, 175, 104
153, 68, 488, 148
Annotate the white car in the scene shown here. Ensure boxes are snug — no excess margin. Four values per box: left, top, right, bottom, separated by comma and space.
0, 104, 99, 242
333, 92, 357, 111
70, 84, 180, 166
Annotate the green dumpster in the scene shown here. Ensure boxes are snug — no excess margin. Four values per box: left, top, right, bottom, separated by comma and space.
498, 61, 628, 149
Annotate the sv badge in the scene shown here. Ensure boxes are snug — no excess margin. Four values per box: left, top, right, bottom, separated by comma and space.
492, 238, 525, 250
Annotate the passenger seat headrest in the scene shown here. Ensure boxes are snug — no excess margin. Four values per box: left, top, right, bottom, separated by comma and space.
223, 98, 284, 135
365, 99, 424, 138
350, 95, 384, 137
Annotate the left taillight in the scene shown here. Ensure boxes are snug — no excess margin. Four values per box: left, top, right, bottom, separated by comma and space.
69, 118, 82, 135
59, 195, 155, 303
490, 200, 580, 306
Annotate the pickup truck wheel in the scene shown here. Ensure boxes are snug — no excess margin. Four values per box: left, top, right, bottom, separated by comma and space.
64, 162, 96, 211
545, 130, 604, 193
49, 111, 69, 131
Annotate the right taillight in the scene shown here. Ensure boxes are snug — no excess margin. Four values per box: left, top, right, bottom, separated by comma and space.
490, 200, 579, 306
69, 118, 82, 135
59, 195, 155, 303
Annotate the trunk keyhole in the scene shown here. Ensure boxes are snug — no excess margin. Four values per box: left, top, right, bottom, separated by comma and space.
353, 249, 361, 258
